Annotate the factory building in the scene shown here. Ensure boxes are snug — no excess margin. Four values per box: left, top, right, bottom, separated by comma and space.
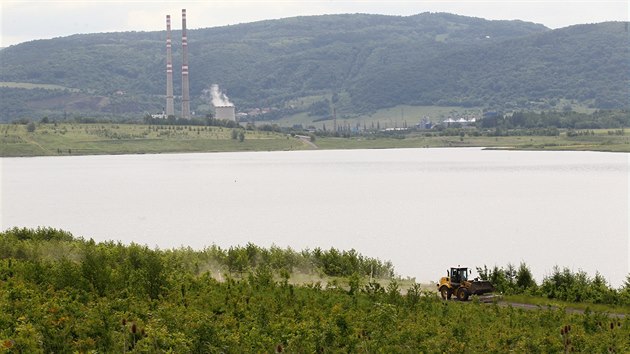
215, 106, 236, 121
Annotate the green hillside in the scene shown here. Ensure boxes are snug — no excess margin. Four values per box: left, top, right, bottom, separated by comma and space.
350, 22, 630, 111
0, 13, 627, 122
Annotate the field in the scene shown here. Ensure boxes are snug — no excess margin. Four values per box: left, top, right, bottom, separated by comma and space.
0, 81, 79, 92
2, 122, 629, 157
0, 123, 310, 157
315, 129, 630, 152
269, 103, 598, 129
275, 105, 479, 129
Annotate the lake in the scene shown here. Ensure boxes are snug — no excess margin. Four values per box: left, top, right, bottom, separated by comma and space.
1, 148, 628, 286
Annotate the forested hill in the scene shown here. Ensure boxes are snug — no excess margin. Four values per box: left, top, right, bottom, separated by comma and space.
0, 13, 627, 121
351, 22, 629, 111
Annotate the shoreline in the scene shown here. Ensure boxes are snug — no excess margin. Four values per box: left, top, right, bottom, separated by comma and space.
2, 122, 629, 157
3, 145, 629, 160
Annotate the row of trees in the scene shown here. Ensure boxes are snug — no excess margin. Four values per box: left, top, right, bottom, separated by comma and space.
0, 227, 395, 286
1, 227, 628, 352
476, 263, 630, 305
479, 110, 629, 130
204, 243, 394, 278
8, 228, 625, 305
142, 115, 240, 128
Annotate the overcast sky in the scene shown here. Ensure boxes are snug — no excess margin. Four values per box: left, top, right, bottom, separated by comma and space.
1, 0, 628, 47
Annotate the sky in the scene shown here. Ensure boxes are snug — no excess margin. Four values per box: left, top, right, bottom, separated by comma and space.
1, 0, 628, 47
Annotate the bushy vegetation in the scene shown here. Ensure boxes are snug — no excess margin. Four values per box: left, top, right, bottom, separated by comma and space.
142, 115, 240, 128
0, 87, 68, 121
0, 227, 394, 281
480, 110, 630, 130
476, 263, 630, 306
1, 227, 629, 352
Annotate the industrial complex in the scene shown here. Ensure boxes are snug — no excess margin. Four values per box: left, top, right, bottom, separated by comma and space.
163, 9, 235, 121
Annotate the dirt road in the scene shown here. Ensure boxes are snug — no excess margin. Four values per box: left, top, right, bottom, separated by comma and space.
295, 135, 318, 149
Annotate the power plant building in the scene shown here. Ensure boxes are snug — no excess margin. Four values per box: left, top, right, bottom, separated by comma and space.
215, 106, 236, 121
163, 10, 237, 121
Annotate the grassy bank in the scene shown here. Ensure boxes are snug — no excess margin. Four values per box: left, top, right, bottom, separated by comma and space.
2, 122, 629, 157
315, 130, 630, 152
0, 123, 311, 157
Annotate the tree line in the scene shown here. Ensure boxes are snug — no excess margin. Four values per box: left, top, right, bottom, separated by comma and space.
476, 263, 630, 305
142, 115, 240, 128
479, 110, 629, 130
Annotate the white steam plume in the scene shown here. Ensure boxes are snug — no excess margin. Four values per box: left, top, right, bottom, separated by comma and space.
211, 84, 233, 107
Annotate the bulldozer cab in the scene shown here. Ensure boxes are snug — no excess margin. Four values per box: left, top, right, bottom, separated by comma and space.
449, 267, 469, 284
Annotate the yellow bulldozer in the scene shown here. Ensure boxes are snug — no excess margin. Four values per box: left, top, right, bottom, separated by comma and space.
437, 267, 494, 301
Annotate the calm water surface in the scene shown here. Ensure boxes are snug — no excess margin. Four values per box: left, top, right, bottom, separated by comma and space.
2, 148, 628, 286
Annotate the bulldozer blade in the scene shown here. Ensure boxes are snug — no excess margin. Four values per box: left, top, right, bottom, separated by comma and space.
469, 281, 494, 295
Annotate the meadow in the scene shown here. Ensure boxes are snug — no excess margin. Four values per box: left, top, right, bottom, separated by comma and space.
2, 122, 629, 157
273, 105, 479, 128
314, 129, 630, 152
0, 82, 79, 92
0, 123, 309, 157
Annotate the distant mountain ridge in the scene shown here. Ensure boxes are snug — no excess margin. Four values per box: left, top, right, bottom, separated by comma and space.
0, 13, 627, 121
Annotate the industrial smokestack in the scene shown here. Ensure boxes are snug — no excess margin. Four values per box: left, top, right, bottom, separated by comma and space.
181, 8, 191, 119
165, 15, 174, 117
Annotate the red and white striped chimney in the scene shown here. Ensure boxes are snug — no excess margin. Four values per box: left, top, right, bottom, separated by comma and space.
181, 8, 191, 119
165, 15, 175, 117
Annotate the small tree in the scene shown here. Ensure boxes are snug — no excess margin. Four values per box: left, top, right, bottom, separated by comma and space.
386, 279, 401, 304
619, 274, 630, 305
238, 131, 245, 142
26, 122, 36, 133
505, 263, 516, 285
347, 272, 361, 295
515, 262, 536, 292
489, 266, 510, 293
